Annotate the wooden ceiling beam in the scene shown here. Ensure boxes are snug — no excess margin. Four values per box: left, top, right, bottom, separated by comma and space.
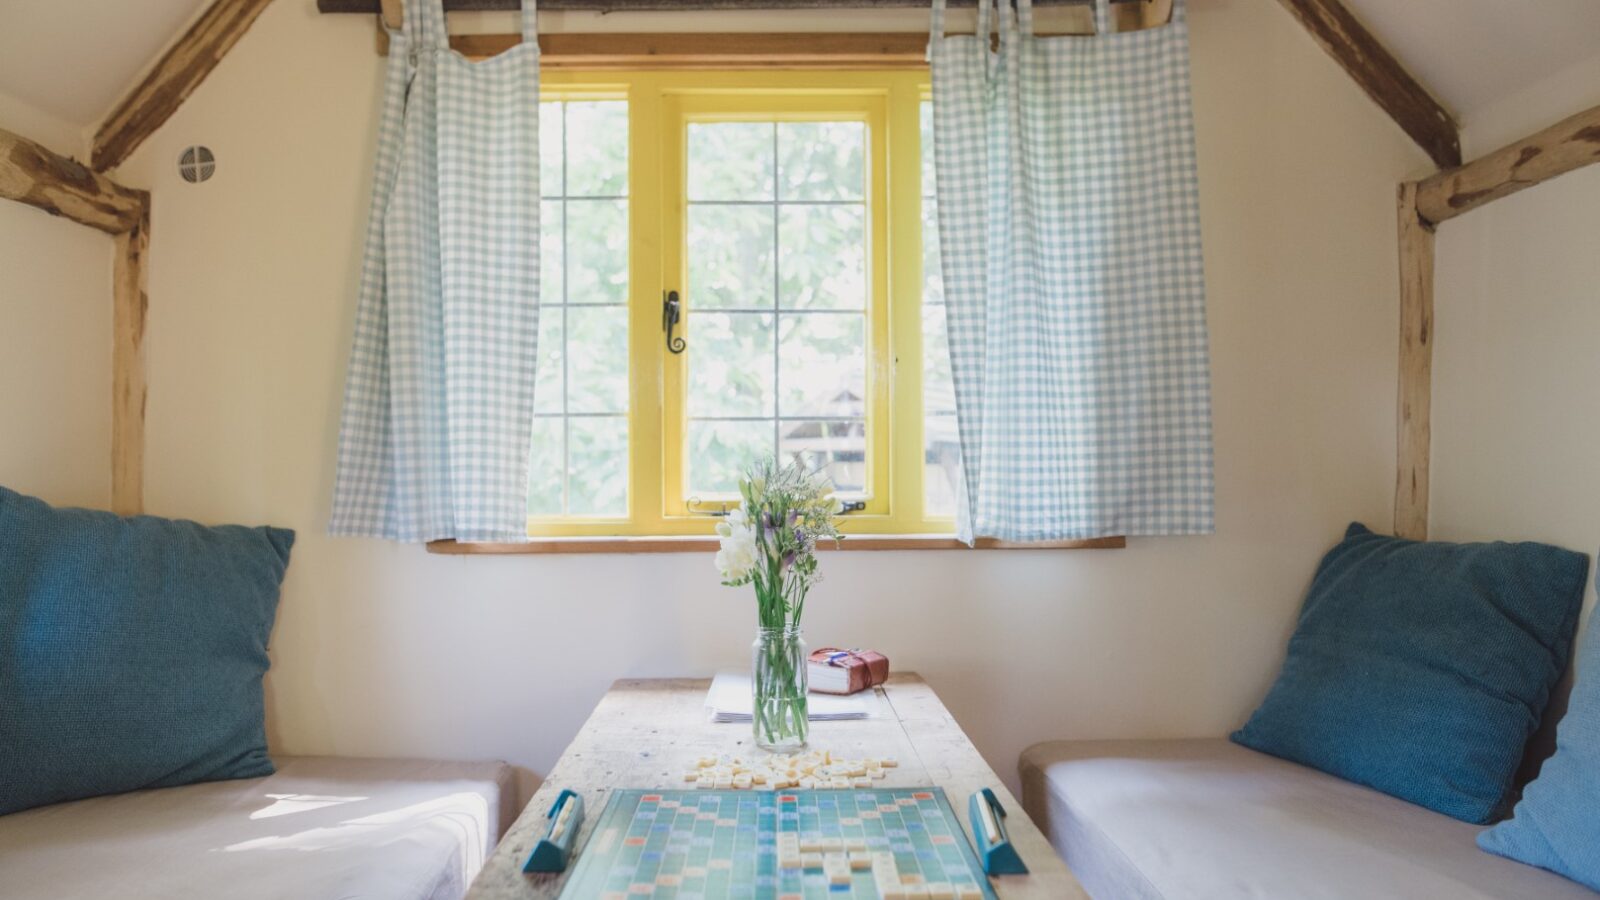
0, 127, 147, 234
1274, 0, 1460, 170
93, 0, 277, 172
1414, 103, 1600, 226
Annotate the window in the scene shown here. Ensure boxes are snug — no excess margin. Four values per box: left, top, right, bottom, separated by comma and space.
680, 119, 870, 502
530, 99, 630, 518
530, 73, 952, 538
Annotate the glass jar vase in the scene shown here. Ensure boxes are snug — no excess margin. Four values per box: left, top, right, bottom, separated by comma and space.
751, 625, 808, 751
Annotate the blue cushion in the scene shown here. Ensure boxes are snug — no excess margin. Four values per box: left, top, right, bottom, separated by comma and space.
0, 486, 294, 816
1479, 603, 1600, 890
1232, 523, 1587, 824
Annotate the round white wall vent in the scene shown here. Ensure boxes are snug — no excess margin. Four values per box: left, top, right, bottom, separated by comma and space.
178, 146, 216, 183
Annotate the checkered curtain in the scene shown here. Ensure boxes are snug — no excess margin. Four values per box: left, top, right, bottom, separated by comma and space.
330, 0, 541, 542
929, 0, 1214, 543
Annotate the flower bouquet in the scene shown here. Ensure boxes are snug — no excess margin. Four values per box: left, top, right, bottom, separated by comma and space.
715, 458, 845, 750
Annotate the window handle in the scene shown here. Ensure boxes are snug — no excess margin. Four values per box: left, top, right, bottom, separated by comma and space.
663, 290, 686, 354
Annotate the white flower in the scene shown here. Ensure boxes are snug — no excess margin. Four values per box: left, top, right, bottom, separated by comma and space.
715, 508, 758, 582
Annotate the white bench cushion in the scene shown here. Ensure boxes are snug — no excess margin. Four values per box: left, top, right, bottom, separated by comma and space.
0, 756, 515, 900
1019, 739, 1595, 900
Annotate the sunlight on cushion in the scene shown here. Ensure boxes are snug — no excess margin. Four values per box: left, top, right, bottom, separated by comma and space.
249, 793, 368, 820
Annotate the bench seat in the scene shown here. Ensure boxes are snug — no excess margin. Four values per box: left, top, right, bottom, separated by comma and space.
0, 756, 515, 900
1019, 738, 1595, 900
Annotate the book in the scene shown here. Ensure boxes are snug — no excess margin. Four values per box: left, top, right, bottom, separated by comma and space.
704, 671, 874, 723
808, 648, 890, 695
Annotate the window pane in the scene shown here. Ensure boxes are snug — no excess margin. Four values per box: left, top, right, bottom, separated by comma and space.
533, 311, 563, 415
924, 414, 961, 518
779, 313, 864, 417
541, 200, 564, 303
689, 419, 775, 496
779, 121, 864, 201
567, 199, 628, 304
779, 205, 865, 310
920, 101, 935, 202
567, 306, 628, 414
540, 102, 563, 196
921, 304, 954, 416
528, 416, 564, 515
568, 416, 628, 516
922, 196, 942, 308
781, 419, 866, 493
565, 101, 627, 197
532, 99, 630, 523
688, 122, 774, 201
688, 204, 775, 310
922, 100, 959, 516
689, 312, 775, 417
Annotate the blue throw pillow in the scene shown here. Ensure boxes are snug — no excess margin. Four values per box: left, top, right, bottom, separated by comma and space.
1232, 523, 1587, 824
0, 486, 294, 815
1479, 603, 1600, 890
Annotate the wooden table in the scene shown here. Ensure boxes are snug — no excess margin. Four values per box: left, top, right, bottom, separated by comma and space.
466, 674, 1086, 899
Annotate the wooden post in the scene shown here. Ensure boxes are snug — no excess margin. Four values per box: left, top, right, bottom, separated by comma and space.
1395, 182, 1433, 540
112, 200, 152, 516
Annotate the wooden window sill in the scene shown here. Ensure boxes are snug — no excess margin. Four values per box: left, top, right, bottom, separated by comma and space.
426, 534, 1125, 555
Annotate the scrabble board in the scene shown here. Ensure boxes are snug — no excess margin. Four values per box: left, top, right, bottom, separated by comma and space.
557, 788, 997, 900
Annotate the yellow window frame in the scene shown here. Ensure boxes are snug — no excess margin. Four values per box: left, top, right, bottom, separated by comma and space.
531, 70, 948, 538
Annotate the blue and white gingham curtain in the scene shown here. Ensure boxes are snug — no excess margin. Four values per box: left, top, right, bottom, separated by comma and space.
330, 0, 541, 542
929, 0, 1214, 543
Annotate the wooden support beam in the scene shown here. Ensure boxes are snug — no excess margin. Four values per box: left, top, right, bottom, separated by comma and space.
1274, 0, 1460, 170
112, 200, 152, 516
1394, 181, 1433, 540
428, 31, 937, 66
1414, 103, 1600, 226
376, 7, 1176, 65
93, 0, 277, 172
0, 128, 146, 234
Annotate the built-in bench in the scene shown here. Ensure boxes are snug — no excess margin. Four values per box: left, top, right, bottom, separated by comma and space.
1020, 739, 1596, 900
0, 756, 514, 900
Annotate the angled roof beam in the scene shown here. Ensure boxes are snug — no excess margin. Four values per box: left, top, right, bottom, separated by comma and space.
1274, 0, 1461, 170
93, 0, 277, 172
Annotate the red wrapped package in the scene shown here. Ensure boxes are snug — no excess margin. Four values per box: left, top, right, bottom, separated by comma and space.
808, 648, 890, 695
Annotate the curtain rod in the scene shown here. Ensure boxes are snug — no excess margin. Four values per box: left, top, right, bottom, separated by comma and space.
318, 0, 1136, 12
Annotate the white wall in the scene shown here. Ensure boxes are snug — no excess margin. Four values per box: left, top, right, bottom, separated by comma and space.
106, 0, 1429, 801
0, 88, 85, 159
1433, 105, 1600, 626
1458, 49, 1600, 157
0, 87, 111, 508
